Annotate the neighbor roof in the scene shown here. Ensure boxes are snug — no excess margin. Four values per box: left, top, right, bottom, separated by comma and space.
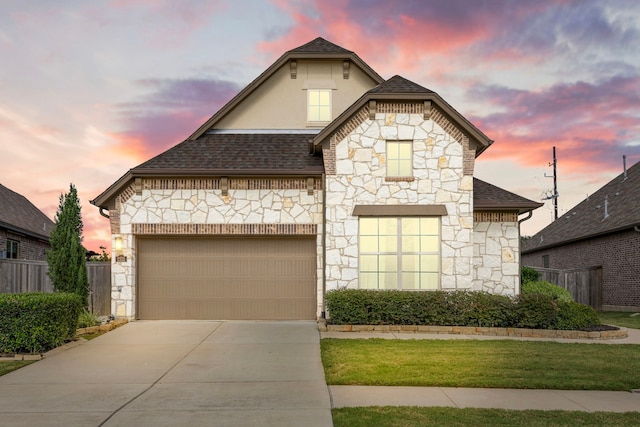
91, 134, 323, 208
522, 160, 640, 253
312, 75, 493, 156
473, 178, 543, 214
0, 183, 54, 241
187, 37, 384, 140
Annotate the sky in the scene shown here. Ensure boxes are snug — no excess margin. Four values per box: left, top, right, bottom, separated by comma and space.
1, 0, 639, 253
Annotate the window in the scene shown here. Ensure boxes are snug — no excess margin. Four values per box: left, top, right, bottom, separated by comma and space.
387, 141, 413, 177
359, 217, 440, 290
6, 239, 18, 259
542, 255, 549, 268
307, 89, 331, 122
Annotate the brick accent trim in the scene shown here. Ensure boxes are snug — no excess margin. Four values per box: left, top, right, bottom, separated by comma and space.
132, 223, 317, 236
333, 106, 370, 144
142, 178, 322, 191
474, 212, 518, 222
323, 136, 337, 175
119, 184, 136, 203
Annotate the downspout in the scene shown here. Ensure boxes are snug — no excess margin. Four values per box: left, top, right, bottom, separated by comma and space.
99, 207, 110, 218
518, 211, 533, 224
321, 172, 327, 319
634, 225, 640, 233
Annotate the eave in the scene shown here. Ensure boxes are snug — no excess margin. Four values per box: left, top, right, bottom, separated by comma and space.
522, 222, 640, 254
0, 221, 50, 243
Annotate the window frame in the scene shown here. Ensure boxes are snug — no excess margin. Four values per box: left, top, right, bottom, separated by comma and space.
6, 239, 19, 259
359, 216, 441, 291
386, 140, 413, 178
307, 89, 332, 123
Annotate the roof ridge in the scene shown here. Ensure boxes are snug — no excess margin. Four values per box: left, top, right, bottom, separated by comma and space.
287, 37, 353, 54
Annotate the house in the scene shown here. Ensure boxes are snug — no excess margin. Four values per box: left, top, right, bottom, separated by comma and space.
522, 159, 640, 311
92, 37, 542, 320
0, 183, 54, 261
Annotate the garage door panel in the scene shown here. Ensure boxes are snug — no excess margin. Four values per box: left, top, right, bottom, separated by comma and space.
137, 237, 316, 320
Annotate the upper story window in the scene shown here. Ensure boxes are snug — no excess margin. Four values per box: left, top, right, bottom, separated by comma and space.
6, 239, 18, 259
386, 141, 413, 178
307, 89, 331, 122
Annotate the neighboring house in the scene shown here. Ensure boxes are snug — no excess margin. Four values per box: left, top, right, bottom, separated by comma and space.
0, 183, 54, 261
522, 159, 640, 311
92, 37, 542, 320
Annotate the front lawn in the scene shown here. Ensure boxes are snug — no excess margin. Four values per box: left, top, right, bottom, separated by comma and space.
599, 311, 640, 330
332, 407, 640, 427
321, 339, 640, 391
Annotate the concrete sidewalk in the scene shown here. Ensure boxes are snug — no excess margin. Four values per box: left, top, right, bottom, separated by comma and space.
323, 326, 640, 413
329, 386, 640, 412
321, 324, 640, 344
0, 321, 333, 427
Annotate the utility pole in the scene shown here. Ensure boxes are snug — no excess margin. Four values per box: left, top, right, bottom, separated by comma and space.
542, 146, 559, 220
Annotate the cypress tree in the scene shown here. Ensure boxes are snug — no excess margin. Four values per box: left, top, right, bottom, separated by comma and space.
47, 184, 89, 306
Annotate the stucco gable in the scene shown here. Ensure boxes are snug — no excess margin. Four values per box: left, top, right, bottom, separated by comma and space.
188, 38, 384, 138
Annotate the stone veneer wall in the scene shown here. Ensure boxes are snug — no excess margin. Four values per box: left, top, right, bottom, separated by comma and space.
472, 221, 521, 295
111, 178, 323, 318
324, 111, 475, 291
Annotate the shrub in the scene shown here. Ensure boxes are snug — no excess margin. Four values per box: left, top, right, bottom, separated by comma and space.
326, 289, 516, 327
556, 301, 600, 330
77, 308, 101, 328
513, 293, 560, 329
521, 266, 540, 284
0, 293, 82, 354
325, 289, 601, 331
522, 280, 574, 303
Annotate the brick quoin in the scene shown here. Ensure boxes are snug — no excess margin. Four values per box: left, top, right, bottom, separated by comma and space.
522, 229, 640, 309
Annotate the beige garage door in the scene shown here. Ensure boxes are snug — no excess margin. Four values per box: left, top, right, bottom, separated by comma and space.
137, 237, 317, 320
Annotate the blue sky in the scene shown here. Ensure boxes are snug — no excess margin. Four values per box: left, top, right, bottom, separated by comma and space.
1, 0, 639, 251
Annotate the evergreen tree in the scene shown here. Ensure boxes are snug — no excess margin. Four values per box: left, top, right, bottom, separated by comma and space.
47, 184, 89, 305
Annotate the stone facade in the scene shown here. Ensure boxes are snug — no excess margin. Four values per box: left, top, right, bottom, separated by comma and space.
324, 110, 476, 292
473, 221, 521, 295
111, 178, 323, 318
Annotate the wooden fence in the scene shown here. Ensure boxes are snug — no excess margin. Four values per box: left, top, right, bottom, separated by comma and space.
529, 266, 603, 310
0, 260, 111, 315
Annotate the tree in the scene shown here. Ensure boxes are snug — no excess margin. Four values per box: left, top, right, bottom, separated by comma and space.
47, 183, 89, 306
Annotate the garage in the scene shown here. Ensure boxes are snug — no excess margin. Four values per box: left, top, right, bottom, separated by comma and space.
137, 237, 317, 320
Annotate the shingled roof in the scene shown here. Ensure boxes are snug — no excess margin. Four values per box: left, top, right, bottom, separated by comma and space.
134, 133, 323, 174
288, 37, 352, 54
368, 75, 434, 94
474, 178, 543, 214
0, 183, 54, 241
522, 160, 640, 253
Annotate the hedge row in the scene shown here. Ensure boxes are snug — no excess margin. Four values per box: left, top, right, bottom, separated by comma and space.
0, 293, 83, 354
325, 289, 600, 330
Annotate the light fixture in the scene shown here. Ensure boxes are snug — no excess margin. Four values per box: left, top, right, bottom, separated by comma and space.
114, 237, 123, 252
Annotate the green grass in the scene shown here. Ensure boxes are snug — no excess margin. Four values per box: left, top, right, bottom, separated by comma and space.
321, 339, 640, 390
0, 361, 35, 377
332, 407, 640, 427
599, 311, 640, 329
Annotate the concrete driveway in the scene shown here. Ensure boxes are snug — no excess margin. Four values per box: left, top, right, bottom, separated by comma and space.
0, 321, 333, 427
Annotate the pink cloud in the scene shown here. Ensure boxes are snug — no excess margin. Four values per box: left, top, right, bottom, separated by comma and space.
470, 74, 640, 175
